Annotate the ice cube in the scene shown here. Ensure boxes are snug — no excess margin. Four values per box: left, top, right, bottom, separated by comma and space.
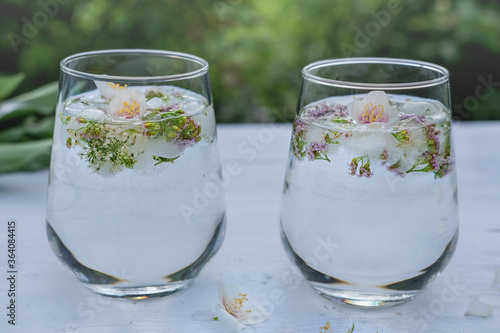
400, 101, 437, 115
65, 102, 87, 115
180, 101, 204, 115
80, 108, 105, 121
304, 123, 326, 144
133, 137, 184, 172
146, 97, 164, 110
344, 131, 391, 160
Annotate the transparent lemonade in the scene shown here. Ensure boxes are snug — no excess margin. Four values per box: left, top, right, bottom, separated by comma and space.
280, 91, 458, 302
46, 83, 225, 295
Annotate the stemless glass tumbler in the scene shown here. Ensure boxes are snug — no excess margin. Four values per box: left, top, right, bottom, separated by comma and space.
280, 58, 459, 307
46, 50, 226, 299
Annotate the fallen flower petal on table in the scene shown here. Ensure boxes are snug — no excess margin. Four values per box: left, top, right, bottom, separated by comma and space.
214, 279, 269, 332
464, 298, 493, 317
321, 322, 357, 333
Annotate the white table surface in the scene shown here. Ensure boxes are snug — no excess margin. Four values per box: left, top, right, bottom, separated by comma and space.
1, 122, 499, 333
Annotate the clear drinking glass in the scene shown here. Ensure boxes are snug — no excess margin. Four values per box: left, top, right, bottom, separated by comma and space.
46, 49, 226, 299
280, 58, 459, 307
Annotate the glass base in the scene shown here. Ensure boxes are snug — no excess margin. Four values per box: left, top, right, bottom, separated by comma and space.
280, 226, 458, 308
309, 283, 418, 307
84, 281, 191, 299
47, 214, 226, 299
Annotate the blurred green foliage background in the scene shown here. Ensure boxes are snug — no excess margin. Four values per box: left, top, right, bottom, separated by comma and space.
1, 0, 499, 122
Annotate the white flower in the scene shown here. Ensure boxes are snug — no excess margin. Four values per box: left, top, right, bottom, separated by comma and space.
215, 279, 269, 332
94, 80, 129, 100
108, 88, 147, 119
94, 81, 148, 119
348, 91, 399, 125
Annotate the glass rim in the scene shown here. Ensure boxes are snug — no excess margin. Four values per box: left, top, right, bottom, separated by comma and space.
302, 57, 450, 90
60, 49, 209, 82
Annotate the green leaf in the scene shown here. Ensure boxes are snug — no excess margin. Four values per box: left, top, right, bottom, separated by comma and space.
0, 139, 52, 173
25, 116, 55, 139
392, 130, 410, 143
152, 155, 180, 166
0, 73, 25, 101
121, 128, 141, 136
160, 109, 185, 120
0, 115, 55, 143
325, 133, 340, 144
331, 117, 350, 124
0, 125, 28, 143
0, 81, 58, 121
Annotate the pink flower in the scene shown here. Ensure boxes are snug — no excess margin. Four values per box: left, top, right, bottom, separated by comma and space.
306, 142, 330, 161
